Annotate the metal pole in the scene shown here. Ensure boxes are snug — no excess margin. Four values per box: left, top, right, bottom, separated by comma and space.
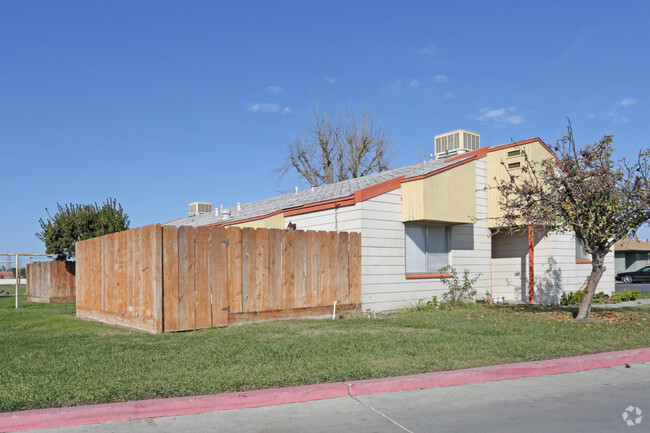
15, 254, 19, 309
0, 253, 54, 308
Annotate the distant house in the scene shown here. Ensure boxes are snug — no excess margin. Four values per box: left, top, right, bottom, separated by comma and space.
0, 271, 15, 278
167, 130, 614, 311
615, 238, 650, 274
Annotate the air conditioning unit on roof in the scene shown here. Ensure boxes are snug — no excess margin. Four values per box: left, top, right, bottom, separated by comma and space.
189, 202, 213, 217
434, 129, 480, 160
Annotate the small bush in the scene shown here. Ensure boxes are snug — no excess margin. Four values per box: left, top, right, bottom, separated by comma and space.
561, 289, 641, 305
561, 290, 584, 306
561, 290, 610, 305
412, 295, 439, 312
439, 266, 480, 307
611, 289, 641, 302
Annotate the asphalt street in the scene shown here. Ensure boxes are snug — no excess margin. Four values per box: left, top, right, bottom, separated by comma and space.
616, 282, 650, 292
26, 362, 650, 433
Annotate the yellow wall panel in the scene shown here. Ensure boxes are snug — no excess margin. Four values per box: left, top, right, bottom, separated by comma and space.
229, 213, 285, 230
487, 140, 555, 227
402, 161, 476, 224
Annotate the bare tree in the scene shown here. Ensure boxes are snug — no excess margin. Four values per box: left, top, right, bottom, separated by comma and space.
276, 102, 394, 186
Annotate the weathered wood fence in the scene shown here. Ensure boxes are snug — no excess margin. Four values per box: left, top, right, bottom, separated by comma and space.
76, 224, 361, 333
26, 261, 76, 303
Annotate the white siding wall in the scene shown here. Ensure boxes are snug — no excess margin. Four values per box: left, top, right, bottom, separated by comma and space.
450, 158, 492, 300
491, 230, 615, 304
491, 232, 529, 302
535, 232, 615, 300
291, 158, 492, 313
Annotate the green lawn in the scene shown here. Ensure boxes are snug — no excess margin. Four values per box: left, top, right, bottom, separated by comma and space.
1, 284, 648, 413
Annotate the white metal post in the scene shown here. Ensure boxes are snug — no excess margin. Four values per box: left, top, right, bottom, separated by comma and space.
0, 253, 54, 308
15, 254, 19, 309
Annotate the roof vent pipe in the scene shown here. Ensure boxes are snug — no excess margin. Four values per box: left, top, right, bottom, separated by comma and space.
236, 203, 242, 211
295, 186, 299, 194
222, 209, 231, 220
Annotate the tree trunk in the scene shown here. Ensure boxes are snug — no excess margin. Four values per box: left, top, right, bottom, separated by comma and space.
576, 260, 606, 320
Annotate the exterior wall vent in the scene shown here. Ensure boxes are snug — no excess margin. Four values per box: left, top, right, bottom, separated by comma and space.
189, 202, 213, 217
434, 129, 480, 160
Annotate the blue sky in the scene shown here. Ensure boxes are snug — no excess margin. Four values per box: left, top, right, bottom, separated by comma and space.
2, 0, 650, 258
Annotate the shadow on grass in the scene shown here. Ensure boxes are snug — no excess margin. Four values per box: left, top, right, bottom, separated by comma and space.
490, 302, 649, 321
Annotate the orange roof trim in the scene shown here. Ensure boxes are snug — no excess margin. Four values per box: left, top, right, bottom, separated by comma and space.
353, 176, 405, 202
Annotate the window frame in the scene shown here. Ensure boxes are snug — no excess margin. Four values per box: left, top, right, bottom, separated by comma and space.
404, 223, 451, 278
575, 236, 591, 264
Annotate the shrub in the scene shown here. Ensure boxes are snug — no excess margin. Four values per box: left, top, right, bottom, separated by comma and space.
439, 266, 480, 307
561, 290, 584, 306
611, 289, 641, 302
412, 295, 439, 312
561, 290, 611, 305
561, 289, 641, 305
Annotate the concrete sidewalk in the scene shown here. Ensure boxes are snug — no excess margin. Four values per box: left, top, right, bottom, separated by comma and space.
592, 298, 650, 309
28, 361, 650, 433
2, 348, 649, 432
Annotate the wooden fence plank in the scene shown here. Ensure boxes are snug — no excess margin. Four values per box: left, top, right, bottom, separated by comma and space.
84, 240, 90, 308
349, 232, 362, 304
241, 228, 256, 312
178, 225, 196, 331
210, 226, 228, 326
337, 232, 350, 305
255, 228, 270, 311
317, 231, 329, 307
126, 229, 133, 317
281, 230, 295, 309
77, 245, 84, 307
89, 240, 95, 307
102, 234, 111, 313
152, 224, 164, 333
141, 225, 154, 319
227, 227, 243, 314
327, 232, 339, 305
131, 227, 141, 316
163, 225, 179, 332
195, 226, 212, 329
306, 231, 319, 307
80, 244, 86, 306
293, 230, 306, 308
268, 229, 282, 310
116, 230, 127, 316
52, 262, 64, 298
66, 261, 76, 302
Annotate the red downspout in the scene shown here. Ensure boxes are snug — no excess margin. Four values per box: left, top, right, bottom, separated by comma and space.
528, 226, 535, 304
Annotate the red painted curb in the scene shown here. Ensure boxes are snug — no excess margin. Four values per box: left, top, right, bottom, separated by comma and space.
2, 348, 649, 432
348, 348, 650, 396
0, 383, 349, 432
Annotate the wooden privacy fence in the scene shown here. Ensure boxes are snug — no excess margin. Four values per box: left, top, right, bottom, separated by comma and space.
26, 261, 76, 303
76, 224, 361, 333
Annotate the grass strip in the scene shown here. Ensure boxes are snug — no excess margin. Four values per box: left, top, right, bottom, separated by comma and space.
1, 284, 648, 412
